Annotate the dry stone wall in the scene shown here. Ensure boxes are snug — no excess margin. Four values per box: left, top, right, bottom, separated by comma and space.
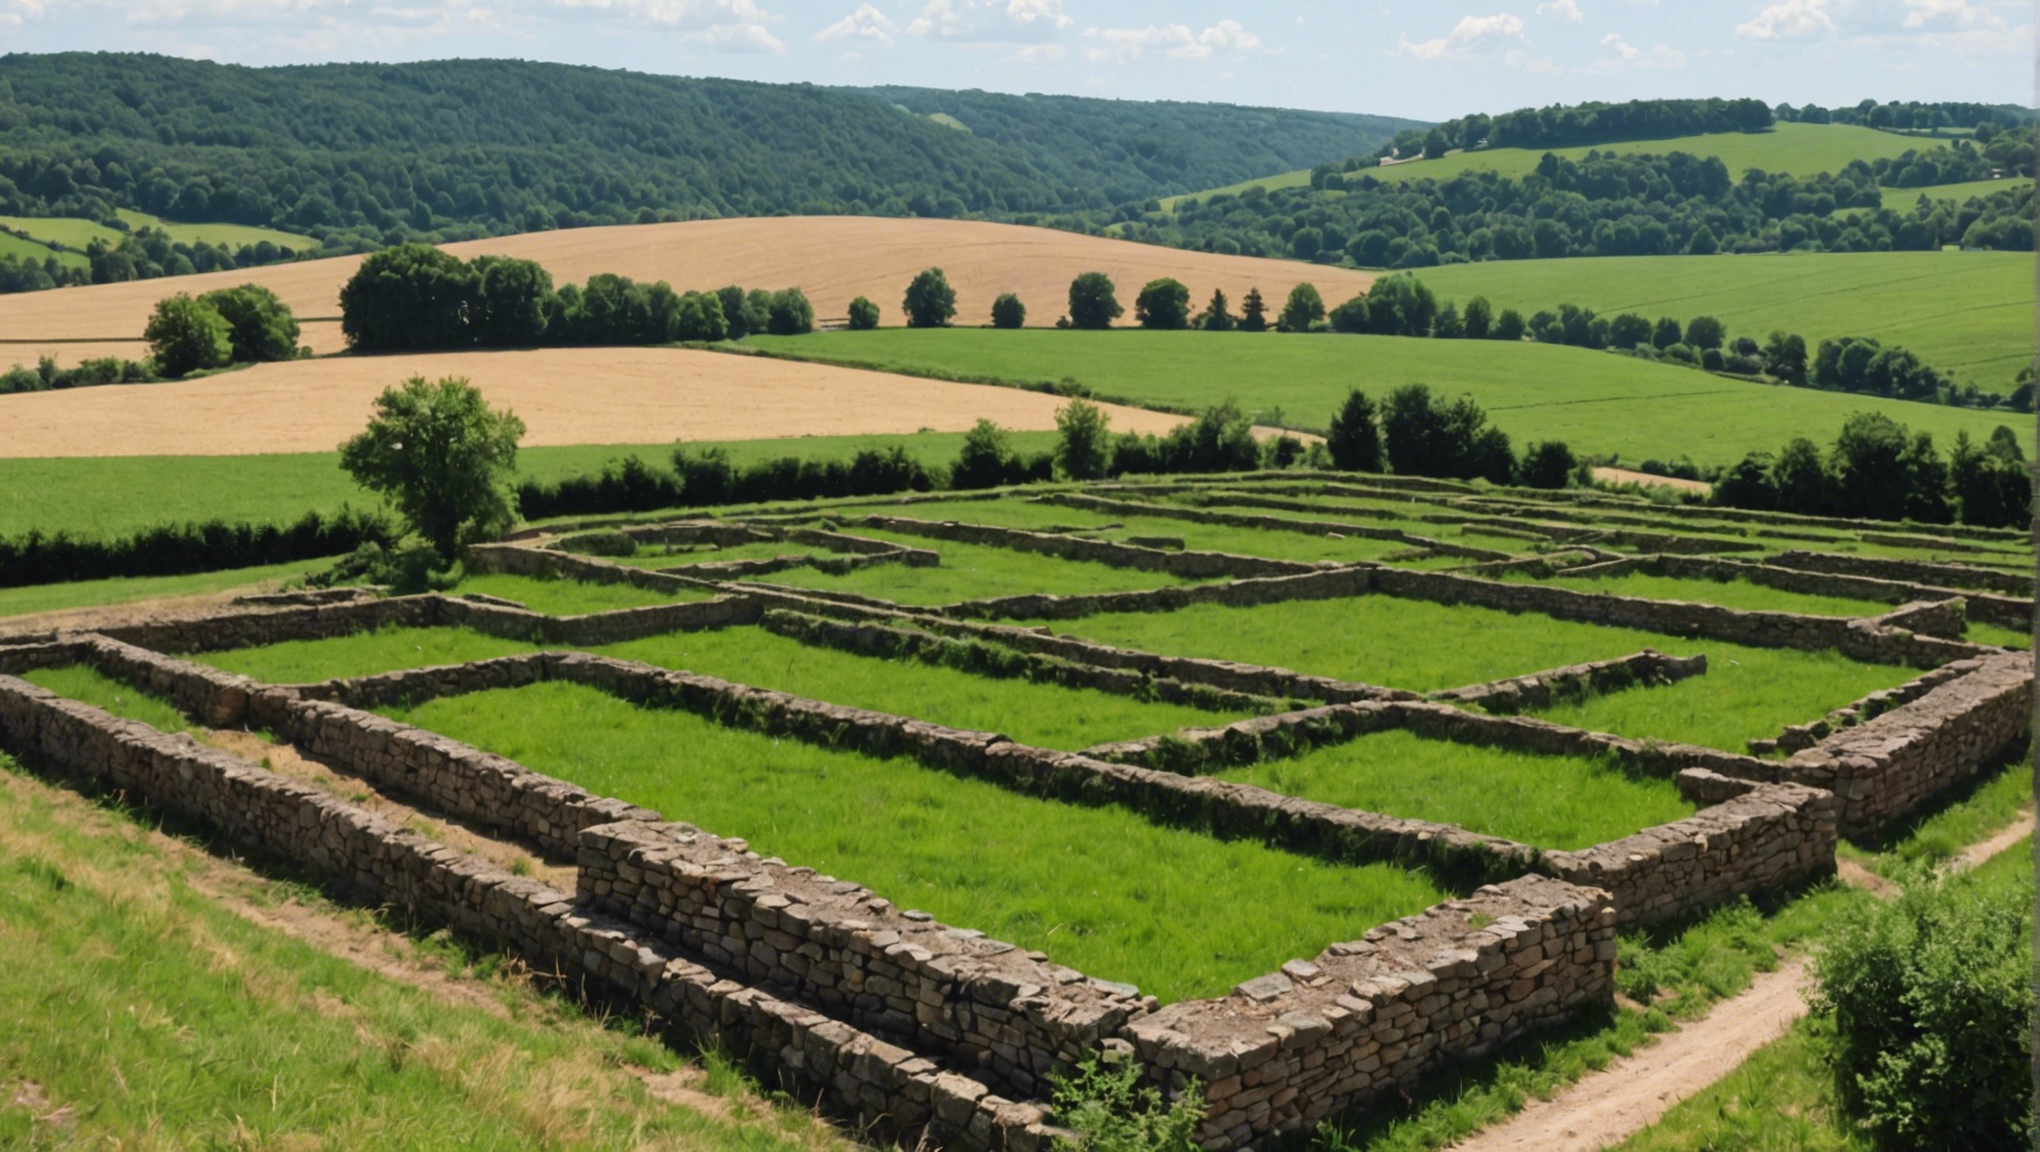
1129, 875, 1615, 1148
1767, 549, 2031, 596
1539, 771, 1838, 925
578, 820, 1153, 1101
855, 514, 1326, 580
0, 674, 1055, 1152
1638, 554, 2030, 632
1035, 493, 1511, 563
1749, 659, 1980, 756
1429, 649, 1707, 713
1779, 649, 2032, 837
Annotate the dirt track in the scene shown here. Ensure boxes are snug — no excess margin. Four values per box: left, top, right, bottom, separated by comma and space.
0, 346, 1192, 457
0, 217, 1372, 358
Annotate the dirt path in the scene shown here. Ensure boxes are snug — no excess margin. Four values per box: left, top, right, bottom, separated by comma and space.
1452, 808, 2035, 1152
1447, 958, 1811, 1152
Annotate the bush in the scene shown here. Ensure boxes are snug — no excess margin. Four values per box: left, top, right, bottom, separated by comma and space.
1051, 1056, 1203, 1152
766, 287, 814, 335
1519, 440, 1577, 489
0, 508, 397, 588
990, 292, 1026, 329
1054, 398, 1112, 480
1325, 388, 1383, 472
953, 418, 1023, 489
903, 268, 956, 328
846, 295, 880, 330
1811, 864, 2032, 1150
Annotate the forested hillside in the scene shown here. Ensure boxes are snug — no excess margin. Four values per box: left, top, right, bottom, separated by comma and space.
0, 53, 1412, 251
843, 85, 1420, 206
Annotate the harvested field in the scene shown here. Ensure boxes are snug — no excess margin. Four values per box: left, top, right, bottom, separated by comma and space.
0, 217, 1369, 354
0, 346, 1189, 458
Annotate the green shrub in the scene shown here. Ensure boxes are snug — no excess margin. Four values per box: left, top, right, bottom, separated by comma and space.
1052, 1056, 1203, 1152
1810, 863, 2033, 1150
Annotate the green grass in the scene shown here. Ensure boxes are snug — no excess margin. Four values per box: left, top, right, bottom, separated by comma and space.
602, 540, 829, 569
453, 571, 713, 616
1607, 1016, 1870, 1152
196, 626, 542, 683
0, 228, 87, 269
1846, 755, 2032, 870
756, 526, 1213, 605
112, 209, 317, 251
1419, 250, 2033, 391
381, 681, 1451, 1003
0, 557, 330, 622
1031, 592, 1910, 693
1534, 648, 1918, 753
0, 213, 124, 249
602, 627, 1242, 751
0, 753, 843, 1152
19, 665, 196, 733
834, 498, 1434, 564
743, 329, 2015, 467
1848, 177, 2030, 213
0, 430, 1059, 541
1503, 570, 1901, 618
1166, 124, 1932, 209
1221, 731, 1691, 850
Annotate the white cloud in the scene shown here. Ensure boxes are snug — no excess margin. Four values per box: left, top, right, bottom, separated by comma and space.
1901, 0, 2006, 30
815, 2, 896, 44
1734, 0, 1835, 40
538, 0, 775, 29
0, 0, 45, 25
1080, 18, 1277, 62
1504, 47, 1562, 72
684, 19, 783, 50
1536, 0, 1582, 21
905, 0, 1069, 42
1590, 30, 1685, 66
1005, 41, 1066, 62
1395, 12, 1528, 59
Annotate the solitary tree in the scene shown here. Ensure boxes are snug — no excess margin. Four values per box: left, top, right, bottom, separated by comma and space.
990, 292, 1027, 329
1134, 278, 1191, 329
338, 376, 527, 561
1238, 287, 1268, 332
847, 295, 881, 330
144, 292, 233, 378
903, 268, 957, 328
1278, 283, 1325, 332
1054, 398, 1112, 479
1326, 389, 1384, 472
1067, 272, 1123, 330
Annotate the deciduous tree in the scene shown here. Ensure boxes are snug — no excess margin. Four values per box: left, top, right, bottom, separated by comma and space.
990, 293, 1026, 329
1067, 272, 1122, 329
338, 375, 526, 561
903, 267, 957, 328
1134, 278, 1191, 329
143, 292, 232, 377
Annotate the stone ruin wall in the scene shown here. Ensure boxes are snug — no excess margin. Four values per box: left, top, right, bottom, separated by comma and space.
0, 672, 1063, 1150
1767, 549, 2031, 597
1777, 649, 2032, 837
854, 513, 1327, 581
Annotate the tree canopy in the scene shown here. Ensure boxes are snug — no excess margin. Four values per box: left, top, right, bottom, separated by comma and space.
903, 268, 958, 329
1067, 272, 1123, 330
337, 375, 526, 560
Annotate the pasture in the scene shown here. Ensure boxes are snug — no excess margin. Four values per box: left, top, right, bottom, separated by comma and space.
745, 328, 2017, 465
1418, 250, 2033, 389
0, 210, 316, 253
1163, 123, 1934, 208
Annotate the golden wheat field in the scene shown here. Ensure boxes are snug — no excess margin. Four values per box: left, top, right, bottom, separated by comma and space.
0, 346, 1199, 458
0, 217, 1370, 356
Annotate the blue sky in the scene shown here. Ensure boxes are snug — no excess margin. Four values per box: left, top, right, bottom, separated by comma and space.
3, 1, 2031, 120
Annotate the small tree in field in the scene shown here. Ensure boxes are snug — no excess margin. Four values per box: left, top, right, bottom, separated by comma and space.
990, 293, 1027, 329
1326, 389, 1383, 472
200, 283, 301, 363
1134, 277, 1191, 329
339, 375, 526, 561
903, 268, 957, 328
144, 292, 232, 377
1067, 272, 1122, 330
847, 296, 880, 330
1238, 287, 1268, 332
1054, 398, 1112, 480
1278, 283, 1325, 332
1198, 288, 1235, 331
1519, 440, 1578, 489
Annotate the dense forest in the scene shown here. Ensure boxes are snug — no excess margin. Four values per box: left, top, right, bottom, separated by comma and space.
0, 53, 1413, 251
843, 85, 1418, 205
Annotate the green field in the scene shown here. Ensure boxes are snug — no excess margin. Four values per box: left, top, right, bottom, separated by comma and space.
454, 571, 714, 615
384, 680, 1450, 1003
1417, 250, 2032, 390
196, 623, 1243, 752
756, 526, 1211, 604
1503, 570, 1904, 618
1165, 124, 1932, 209
1220, 730, 1691, 850
0, 429, 1060, 540
0, 228, 87, 269
1849, 177, 2031, 213
0, 752, 837, 1152
0, 557, 322, 621
0, 211, 315, 252
745, 329, 2016, 466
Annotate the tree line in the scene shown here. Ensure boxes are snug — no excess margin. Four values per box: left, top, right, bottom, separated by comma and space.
338, 243, 812, 352
1122, 147, 2032, 272
1373, 97, 1774, 165
0, 226, 311, 295
1712, 412, 2030, 527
